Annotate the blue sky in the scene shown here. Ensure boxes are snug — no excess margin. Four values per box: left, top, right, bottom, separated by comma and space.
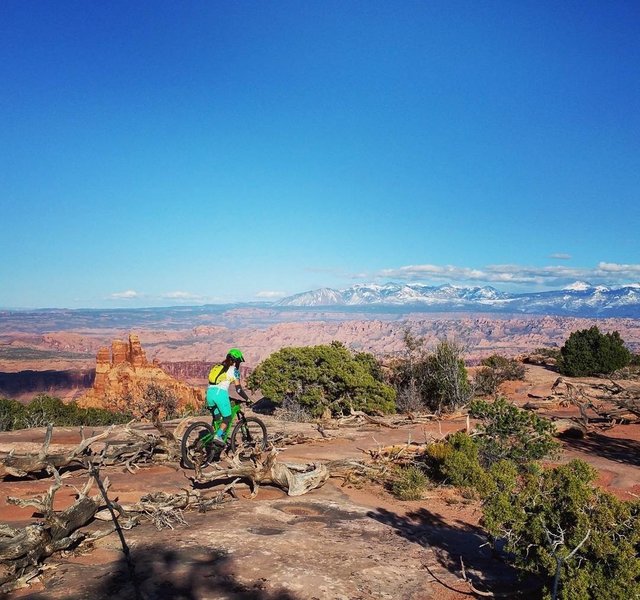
1, 1, 639, 308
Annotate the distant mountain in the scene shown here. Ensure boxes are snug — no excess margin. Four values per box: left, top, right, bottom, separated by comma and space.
275, 282, 640, 317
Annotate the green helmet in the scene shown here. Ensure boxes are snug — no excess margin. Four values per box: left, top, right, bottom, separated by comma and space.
227, 348, 245, 362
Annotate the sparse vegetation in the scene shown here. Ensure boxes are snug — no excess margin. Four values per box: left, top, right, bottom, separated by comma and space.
474, 354, 526, 396
434, 431, 494, 496
558, 326, 631, 377
247, 341, 396, 417
469, 397, 559, 466
139, 382, 179, 420
0, 397, 26, 431
392, 333, 473, 413
533, 347, 562, 361
390, 465, 429, 500
0, 394, 132, 431
0, 346, 91, 360
103, 383, 180, 420
404, 394, 636, 599
419, 399, 558, 496
274, 396, 313, 422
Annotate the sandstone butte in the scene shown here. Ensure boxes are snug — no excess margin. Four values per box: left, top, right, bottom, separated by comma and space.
77, 333, 204, 414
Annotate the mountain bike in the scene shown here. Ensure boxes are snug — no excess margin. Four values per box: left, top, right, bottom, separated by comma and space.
181, 400, 268, 469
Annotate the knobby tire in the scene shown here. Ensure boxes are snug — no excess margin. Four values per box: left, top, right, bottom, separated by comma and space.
181, 421, 217, 470
229, 416, 268, 460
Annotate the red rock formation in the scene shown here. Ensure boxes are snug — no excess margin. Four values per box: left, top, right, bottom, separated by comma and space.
77, 334, 204, 416
111, 340, 128, 366
129, 334, 147, 368
94, 347, 111, 396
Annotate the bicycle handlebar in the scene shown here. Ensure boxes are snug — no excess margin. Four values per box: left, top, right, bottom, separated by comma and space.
231, 397, 253, 406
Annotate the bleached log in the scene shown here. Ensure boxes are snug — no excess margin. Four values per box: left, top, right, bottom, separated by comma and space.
0, 426, 114, 479
194, 448, 330, 497
0, 468, 107, 592
337, 411, 398, 429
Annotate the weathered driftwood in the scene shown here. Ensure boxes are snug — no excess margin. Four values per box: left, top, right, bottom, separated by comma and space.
0, 468, 109, 593
391, 413, 440, 426
0, 425, 115, 479
363, 441, 427, 466
94, 485, 237, 530
585, 401, 640, 424
336, 410, 398, 429
0, 419, 187, 479
194, 448, 330, 497
270, 431, 328, 447
545, 376, 640, 427
99, 421, 182, 472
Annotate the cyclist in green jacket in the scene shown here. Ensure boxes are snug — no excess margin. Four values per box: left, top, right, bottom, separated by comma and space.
206, 348, 251, 446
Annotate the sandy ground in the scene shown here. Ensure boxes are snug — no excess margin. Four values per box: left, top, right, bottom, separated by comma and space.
1, 365, 639, 599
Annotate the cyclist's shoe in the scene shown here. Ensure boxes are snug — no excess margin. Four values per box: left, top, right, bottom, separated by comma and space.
213, 436, 226, 447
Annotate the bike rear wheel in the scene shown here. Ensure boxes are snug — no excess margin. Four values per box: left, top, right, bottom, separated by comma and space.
229, 416, 268, 460
181, 421, 217, 469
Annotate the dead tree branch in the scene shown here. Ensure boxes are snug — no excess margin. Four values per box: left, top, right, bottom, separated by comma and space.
0, 466, 108, 593
193, 448, 330, 497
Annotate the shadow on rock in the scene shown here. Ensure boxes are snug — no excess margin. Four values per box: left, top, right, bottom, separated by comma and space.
562, 431, 640, 467
367, 507, 536, 595
27, 543, 300, 600
249, 397, 277, 416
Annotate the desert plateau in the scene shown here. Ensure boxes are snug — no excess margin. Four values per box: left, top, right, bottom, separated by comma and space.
2, 306, 640, 400
0, 361, 639, 599
1, 307, 640, 599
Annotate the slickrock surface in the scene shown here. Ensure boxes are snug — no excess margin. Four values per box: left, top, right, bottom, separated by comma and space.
2, 374, 640, 600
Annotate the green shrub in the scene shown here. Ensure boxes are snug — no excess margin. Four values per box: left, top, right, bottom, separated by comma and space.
480, 355, 526, 378
73, 406, 132, 426
247, 342, 396, 417
473, 367, 502, 396
482, 459, 640, 599
439, 431, 495, 496
469, 397, 559, 466
475, 355, 526, 396
0, 397, 27, 431
391, 465, 429, 500
0, 394, 132, 430
23, 395, 71, 427
534, 347, 562, 360
559, 326, 631, 377
424, 441, 451, 463
393, 336, 473, 414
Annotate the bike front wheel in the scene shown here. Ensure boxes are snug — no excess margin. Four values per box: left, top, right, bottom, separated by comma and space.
229, 417, 268, 460
181, 421, 217, 469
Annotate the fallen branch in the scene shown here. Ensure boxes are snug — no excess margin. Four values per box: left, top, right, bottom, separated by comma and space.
93, 488, 235, 527
0, 425, 114, 479
193, 448, 330, 497
1, 466, 109, 593
336, 410, 398, 429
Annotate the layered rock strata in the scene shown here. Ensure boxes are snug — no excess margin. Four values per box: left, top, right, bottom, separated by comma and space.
78, 334, 204, 414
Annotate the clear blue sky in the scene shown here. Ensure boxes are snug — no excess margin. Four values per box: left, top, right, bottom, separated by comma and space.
1, 1, 639, 308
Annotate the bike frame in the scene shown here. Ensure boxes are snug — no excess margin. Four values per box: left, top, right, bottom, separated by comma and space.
211, 402, 244, 443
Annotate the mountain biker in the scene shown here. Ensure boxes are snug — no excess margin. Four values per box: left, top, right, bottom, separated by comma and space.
207, 348, 251, 446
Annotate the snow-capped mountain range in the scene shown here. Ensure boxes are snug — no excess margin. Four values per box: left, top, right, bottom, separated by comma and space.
275, 282, 640, 317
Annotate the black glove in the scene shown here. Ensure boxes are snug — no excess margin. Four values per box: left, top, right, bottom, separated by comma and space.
236, 385, 251, 404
